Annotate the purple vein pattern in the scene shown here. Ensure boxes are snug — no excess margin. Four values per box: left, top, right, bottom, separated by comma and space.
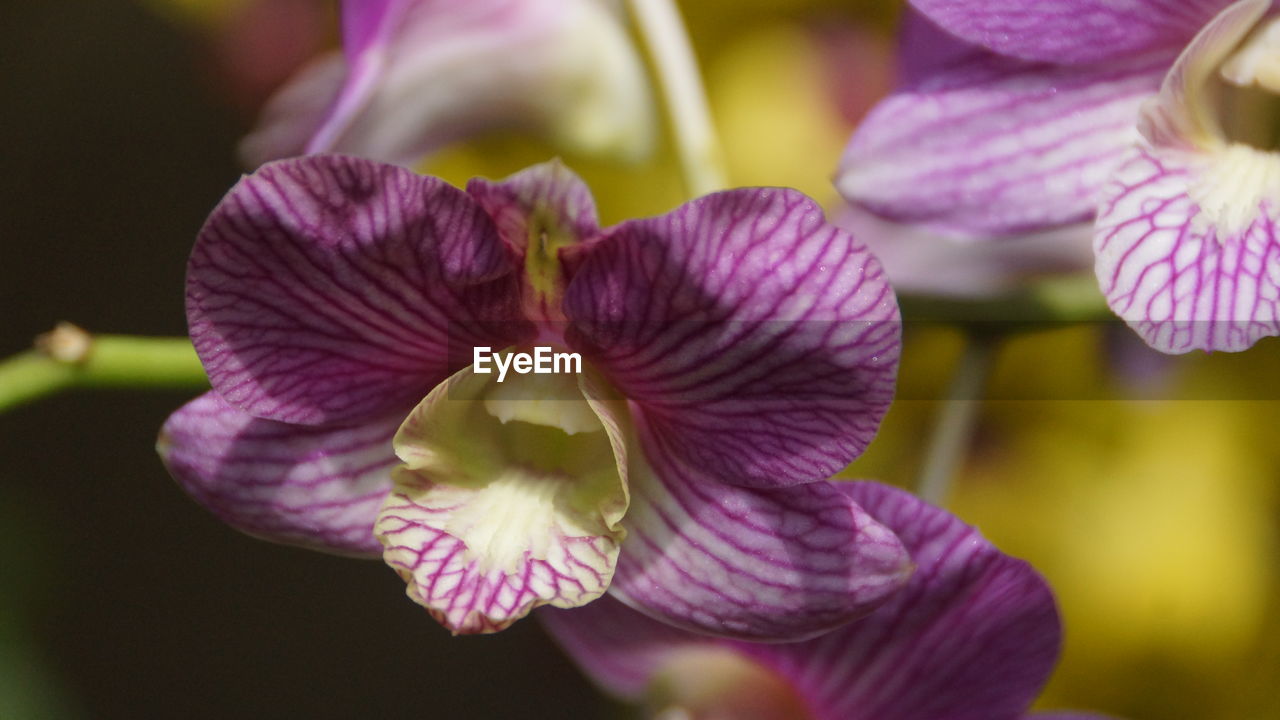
565, 189, 900, 489
161, 155, 910, 637
1095, 146, 1280, 352
542, 482, 1112, 720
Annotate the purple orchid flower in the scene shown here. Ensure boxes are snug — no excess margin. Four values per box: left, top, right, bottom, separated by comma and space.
157, 154, 910, 637
542, 481, 1118, 720
240, 0, 654, 168
840, 1, 1280, 353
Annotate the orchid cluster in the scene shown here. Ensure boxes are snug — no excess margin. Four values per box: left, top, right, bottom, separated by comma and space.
85, 0, 1280, 717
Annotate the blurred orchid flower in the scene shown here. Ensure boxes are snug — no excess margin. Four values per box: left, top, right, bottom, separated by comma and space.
241, 0, 655, 168
837, 206, 1096, 299
841, 0, 1280, 353
542, 481, 1117, 720
158, 155, 908, 637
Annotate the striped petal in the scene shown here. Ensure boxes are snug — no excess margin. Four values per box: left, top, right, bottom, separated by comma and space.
157, 391, 399, 557
908, 0, 1228, 64
746, 482, 1060, 720
242, 0, 653, 167
1096, 2, 1280, 353
543, 482, 1060, 720
374, 365, 630, 634
838, 48, 1169, 237
608, 448, 911, 642
564, 188, 900, 489
188, 155, 529, 426
1094, 145, 1280, 353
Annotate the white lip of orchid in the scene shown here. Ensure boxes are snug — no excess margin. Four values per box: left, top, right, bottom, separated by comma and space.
1181, 12, 1280, 240
377, 361, 633, 631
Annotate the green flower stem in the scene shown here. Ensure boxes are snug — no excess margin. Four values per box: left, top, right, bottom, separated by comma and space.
0, 325, 207, 412
915, 333, 998, 506
627, 0, 728, 198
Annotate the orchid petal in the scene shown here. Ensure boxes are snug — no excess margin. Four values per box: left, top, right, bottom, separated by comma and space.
374, 366, 630, 634
565, 188, 900, 489
188, 155, 530, 426
838, 49, 1169, 236
543, 483, 1060, 720
158, 392, 399, 557
836, 206, 1094, 298
907, 0, 1228, 64
242, 0, 654, 168
747, 482, 1060, 720
1094, 144, 1280, 353
608, 448, 911, 642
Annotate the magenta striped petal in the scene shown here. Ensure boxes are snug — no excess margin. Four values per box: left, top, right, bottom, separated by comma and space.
157, 392, 400, 556
564, 188, 900, 489
744, 481, 1059, 720
188, 155, 530, 426
542, 482, 1061, 720
908, 0, 1229, 64
466, 160, 600, 254
608, 451, 911, 641
838, 48, 1170, 237
1094, 145, 1280, 353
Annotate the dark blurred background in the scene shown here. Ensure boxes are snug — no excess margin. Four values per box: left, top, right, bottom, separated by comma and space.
0, 2, 612, 717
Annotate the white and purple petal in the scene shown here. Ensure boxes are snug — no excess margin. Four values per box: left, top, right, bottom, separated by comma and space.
188, 155, 530, 426
1094, 145, 1280, 352
544, 482, 1061, 720
907, 0, 1229, 65
158, 391, 399, 556
838, 48, 1170, 237
242, 0, 654, 168
374, 365, 630, 634
565, 188, 900, 489
608, 449, 911, 642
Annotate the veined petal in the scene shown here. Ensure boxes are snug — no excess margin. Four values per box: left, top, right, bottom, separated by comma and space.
243, 0, 654, 167
907, 0, 1229, 64
565, 188, 900, 489
608, 447, 911, 641
543, 483, 1060, 720
748, 482, 1059, 720
375, 365, 630, 634
838, 48, 1170, 236
188, 155, 530, 426
1094, 144, 1280, 352
157, 392, 399, 557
